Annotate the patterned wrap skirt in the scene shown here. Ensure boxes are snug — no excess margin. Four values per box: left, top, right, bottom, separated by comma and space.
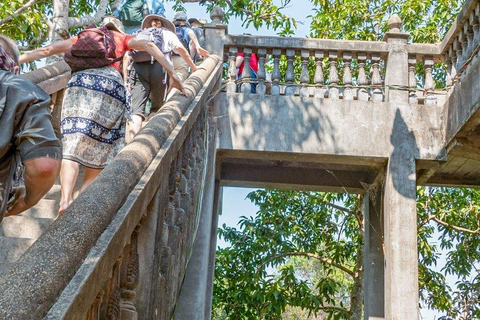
60, 66, 129, 169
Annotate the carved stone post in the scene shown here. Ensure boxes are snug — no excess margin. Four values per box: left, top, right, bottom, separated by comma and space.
328, 51, 339, 99
87, 291, 104, 320
314, 50, 326, 99
423, 56, 437, 106
300, 50, 310, 97
371, 53, 383, 102
240, 48, 253, 93
203, 6, 227, 58
454, 36, 464, 72
343, 51, 353, 100
120, 226, 141, 320
383, 14, 409, 103
257, 48, 267, 94
408, 55, 418, 104
271, 49, 282, 96
285, 49, 296, 96
357, 53, 369, 101
227, 47, 238, 93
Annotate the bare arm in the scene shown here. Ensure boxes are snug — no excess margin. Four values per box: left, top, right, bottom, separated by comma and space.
235, 55, 244, 68
19, 39, 73, 64
187, 30, 209, 58
123, 53, 132, 86
174, 45, 198, 72
128, 38, 187, 95
6, 157, 61, 216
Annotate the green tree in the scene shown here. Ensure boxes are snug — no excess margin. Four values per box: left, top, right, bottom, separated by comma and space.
214, 188, 480, 319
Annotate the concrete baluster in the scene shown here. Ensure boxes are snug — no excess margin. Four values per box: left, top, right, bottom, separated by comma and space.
328, 51, 339, 99
300, 50, 310, 97
285, 49, 296, 96
474, 5, 480, 46
104, 258, 123, 319
271, 48, 281, 96
371, 53, 383, 101
357, 52, 369, 101
227, 47, 238, 93
465, 23, 474, 61
314, 50, 325, 99
120, 226, 141, 320
86, 291, 104, 320
449, 47, 458, 86
240, 48, 253, 93
343, 51, 353, 100
408, 56, 418, 104
455, 35, 464, 72
257, 48, 267, 94
424, 56, 436, 106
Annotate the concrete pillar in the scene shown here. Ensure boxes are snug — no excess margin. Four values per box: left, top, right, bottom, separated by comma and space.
363, 189, 385, 320
383, 110, 419, 319
384, 14, 410, 103
203, 6, 227, 58
202, 181, 221, 319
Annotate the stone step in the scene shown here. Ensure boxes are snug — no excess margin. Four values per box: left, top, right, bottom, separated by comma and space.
0, 237, 35, 274
19, 199, 58, 219
0, 215, 53, 239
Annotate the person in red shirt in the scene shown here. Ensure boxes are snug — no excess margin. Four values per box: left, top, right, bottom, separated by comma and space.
236, 52, 258, 93
20, 17, 186, 215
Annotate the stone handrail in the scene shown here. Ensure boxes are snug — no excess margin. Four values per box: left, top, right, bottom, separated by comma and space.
0, 55, 223, 319
225, 32, 443, 105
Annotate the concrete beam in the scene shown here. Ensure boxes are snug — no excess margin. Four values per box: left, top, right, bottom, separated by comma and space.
218, 94, 446, 161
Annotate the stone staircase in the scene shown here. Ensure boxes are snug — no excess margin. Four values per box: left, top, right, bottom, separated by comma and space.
0, 171, 84, 274
0, 184, 59, 273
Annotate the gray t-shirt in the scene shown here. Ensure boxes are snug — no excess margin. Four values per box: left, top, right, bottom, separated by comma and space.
0, 70, 62, 222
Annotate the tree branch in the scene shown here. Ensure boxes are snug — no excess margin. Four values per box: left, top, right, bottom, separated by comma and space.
257, 252, 355, 277
0, 0, 43, 25
67, 0, 110, 28
429, 215, 480, 235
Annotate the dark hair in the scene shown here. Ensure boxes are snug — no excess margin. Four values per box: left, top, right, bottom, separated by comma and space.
0, 35, 20, 66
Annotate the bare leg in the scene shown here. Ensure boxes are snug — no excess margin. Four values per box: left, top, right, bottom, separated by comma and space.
58, 159, 80, 216
126, 114, 144, 144
81, 167, 102, 193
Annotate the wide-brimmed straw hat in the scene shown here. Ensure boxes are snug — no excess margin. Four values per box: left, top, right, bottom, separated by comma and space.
102, 16, 125, 33
188, 18, 207, 26
141, 14, 175, 33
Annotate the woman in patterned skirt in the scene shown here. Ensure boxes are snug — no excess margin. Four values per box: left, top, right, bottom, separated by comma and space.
20, 17, 186, 215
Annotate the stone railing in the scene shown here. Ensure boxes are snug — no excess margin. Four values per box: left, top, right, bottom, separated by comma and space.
440, 0, 480, 88
225, 16, 445, 106
20, 60, 71, 134
0, 56, 223, 320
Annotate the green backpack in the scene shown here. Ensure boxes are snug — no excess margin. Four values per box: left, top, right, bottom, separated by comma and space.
118, 0, 146, 26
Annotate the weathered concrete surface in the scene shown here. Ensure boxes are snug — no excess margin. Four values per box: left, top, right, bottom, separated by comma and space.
218, 93, 445, 161
444, 54, 480, 144
363, 190, 385, 320
174, 123, 217, 320
0, 56, 222, 320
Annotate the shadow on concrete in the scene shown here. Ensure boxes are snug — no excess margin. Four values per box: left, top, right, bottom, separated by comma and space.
229, 94, 340, 154
390, 109, 419, 199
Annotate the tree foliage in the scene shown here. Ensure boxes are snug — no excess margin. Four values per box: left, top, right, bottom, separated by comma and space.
214, 187, 480, 319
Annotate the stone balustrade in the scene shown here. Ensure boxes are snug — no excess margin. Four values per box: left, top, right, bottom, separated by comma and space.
225, 27, 445, 106
440, 0, 480, 87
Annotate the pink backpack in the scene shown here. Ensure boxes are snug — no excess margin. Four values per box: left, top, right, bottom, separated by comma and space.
64, 24, 121, 72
